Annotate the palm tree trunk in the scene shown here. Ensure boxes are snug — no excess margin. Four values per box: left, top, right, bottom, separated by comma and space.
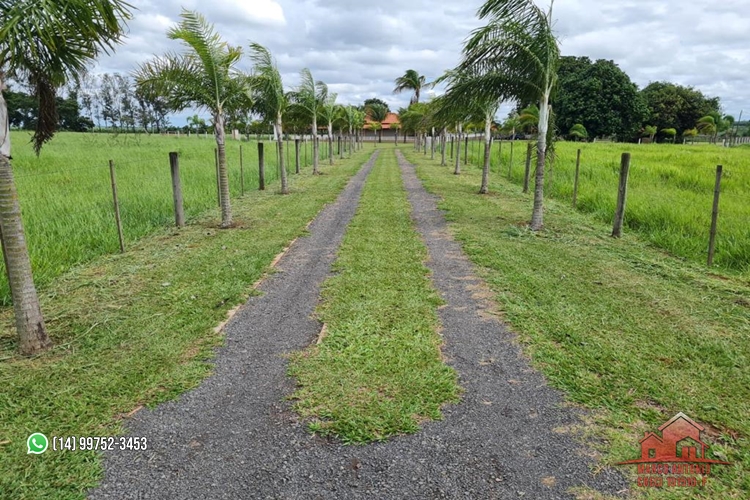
213, 112, 232, 228
530, 96, 549, 231
312, 116, 319, 174
480, 114, 492, 194
275, 115, 289, 194
328, 124, 334, 165
0, 150, 50, 355
454, 123, 462, 175
441, 127, 447, 166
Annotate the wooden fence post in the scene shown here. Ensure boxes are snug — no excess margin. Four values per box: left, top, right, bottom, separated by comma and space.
450, 137, 454, 159
464, 136, 469, 164
214, 148, 220, 207
258, 142, 266, 191
707, 165, 723, 266
239, 144, 245, 196
169, 152, 185, 228
522, 142, 532, 193
510, 141, 516, 181
572, 148, 581, 208
109, 160, 125, 253
612, 152, 631, 238
295, 139, 301, 174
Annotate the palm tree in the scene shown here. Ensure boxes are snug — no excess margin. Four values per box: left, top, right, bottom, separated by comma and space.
393, 69, 430, 105
502, 113, 521, 138
318, 92, 338, 165
337, 104, 357, 157
569, 123, 587, 141
643, 125, 657, 142
390, 122, 401, 144
518, 104, 539, 134
366, 103, 388, 143
289, 68, 327, 174
661, 127, 677, 144
247, 43, 289, 194
434, 69, 501, 193
0, 0, 132, 355
135, 10, 248, 228
461, 0, 560, 231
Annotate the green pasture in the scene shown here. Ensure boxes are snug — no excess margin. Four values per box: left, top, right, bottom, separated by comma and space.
3, 131, 332, 303
458, 138, 750, 273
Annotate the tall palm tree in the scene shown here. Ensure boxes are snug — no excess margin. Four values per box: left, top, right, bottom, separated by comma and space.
0, 0, 132, 355
461, 0, 560, 231
366, 103, 388, 143
247, 42, 289, 194
135, 10, 248, 228
518, 104, 539, 134
289, 69, 327, 174
318, 92, 338, 165
393, 69, 430, 105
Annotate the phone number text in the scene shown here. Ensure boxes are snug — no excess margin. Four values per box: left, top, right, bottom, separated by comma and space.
51, 436, 147, 452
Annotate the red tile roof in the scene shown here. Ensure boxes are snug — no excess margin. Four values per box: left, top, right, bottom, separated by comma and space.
364, 112, 400, 129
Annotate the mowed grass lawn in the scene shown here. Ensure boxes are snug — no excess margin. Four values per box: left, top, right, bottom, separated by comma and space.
0, 148, 368, 499
289, 148, 460, 443
404, 147, 749, 499
3, 131, 333, 304
462, 139, 750, 273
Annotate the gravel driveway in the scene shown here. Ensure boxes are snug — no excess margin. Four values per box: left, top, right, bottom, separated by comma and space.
89, 149, 627, 499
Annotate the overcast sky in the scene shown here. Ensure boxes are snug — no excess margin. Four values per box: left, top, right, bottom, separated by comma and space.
96, 0, 750, 125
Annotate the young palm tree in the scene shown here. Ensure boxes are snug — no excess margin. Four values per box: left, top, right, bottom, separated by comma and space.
135, 10, 248, 228
643, 125, 657, 142
318, 93, 338, 165
518, 104, 540, 134
247, 42, 289, 194
289, 69, 327, 174
366, 103, 388, 143
0, 0, 132, 355
393, 69, 430, 105
569, 123, 587, 141
434, 70, 501, 193
461, 0, 560, 230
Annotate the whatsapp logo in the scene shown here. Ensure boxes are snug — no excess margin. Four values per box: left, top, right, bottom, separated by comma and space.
27, 433, 48, 454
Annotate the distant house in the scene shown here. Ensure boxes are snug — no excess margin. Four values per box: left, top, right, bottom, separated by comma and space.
364, 112, 400, 139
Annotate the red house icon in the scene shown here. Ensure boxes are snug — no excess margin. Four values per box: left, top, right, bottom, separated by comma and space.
618, 412, 730, 465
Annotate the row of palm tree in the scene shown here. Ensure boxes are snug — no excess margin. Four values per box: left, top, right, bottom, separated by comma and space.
0, 5, 371, 355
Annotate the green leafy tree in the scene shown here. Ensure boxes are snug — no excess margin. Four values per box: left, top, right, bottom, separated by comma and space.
461, 0, 560, 230
641, 82, 720, 138
568, 123, 587, 141
135, 10, 249, 228
393, 69, 430, 105
247, 42, 290, 194
0, 0, 132, 354
363, 98, 390, 113
289, 68, 327, 174
554, 56, 648, 141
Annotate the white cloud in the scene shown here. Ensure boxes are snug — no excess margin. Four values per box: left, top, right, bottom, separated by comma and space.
93, 0, 749, 123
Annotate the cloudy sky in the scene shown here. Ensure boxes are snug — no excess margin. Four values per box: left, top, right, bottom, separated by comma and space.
97, 0, 750, 124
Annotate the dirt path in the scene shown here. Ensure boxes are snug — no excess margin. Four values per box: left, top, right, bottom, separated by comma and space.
90, 148, 626, 499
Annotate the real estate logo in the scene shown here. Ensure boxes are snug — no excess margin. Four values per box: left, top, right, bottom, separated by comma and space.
617, 412, 730, 488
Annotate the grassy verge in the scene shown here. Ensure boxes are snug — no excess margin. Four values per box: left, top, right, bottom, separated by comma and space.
404, 148, 749, 499
289, 148, 460, 443
0, 148, 369, 499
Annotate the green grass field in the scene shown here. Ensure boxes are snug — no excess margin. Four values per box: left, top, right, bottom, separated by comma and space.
404, 146, 750, 498
4, 131, 334, 304
460, 138, 750, 273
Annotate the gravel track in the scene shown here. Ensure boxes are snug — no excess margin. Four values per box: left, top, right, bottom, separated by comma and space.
89, 149, 627, 499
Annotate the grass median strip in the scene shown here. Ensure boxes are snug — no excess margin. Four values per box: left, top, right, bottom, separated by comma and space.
403, 149, 749, 499
289, 149, 460, 444
0, 151, 369, 500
